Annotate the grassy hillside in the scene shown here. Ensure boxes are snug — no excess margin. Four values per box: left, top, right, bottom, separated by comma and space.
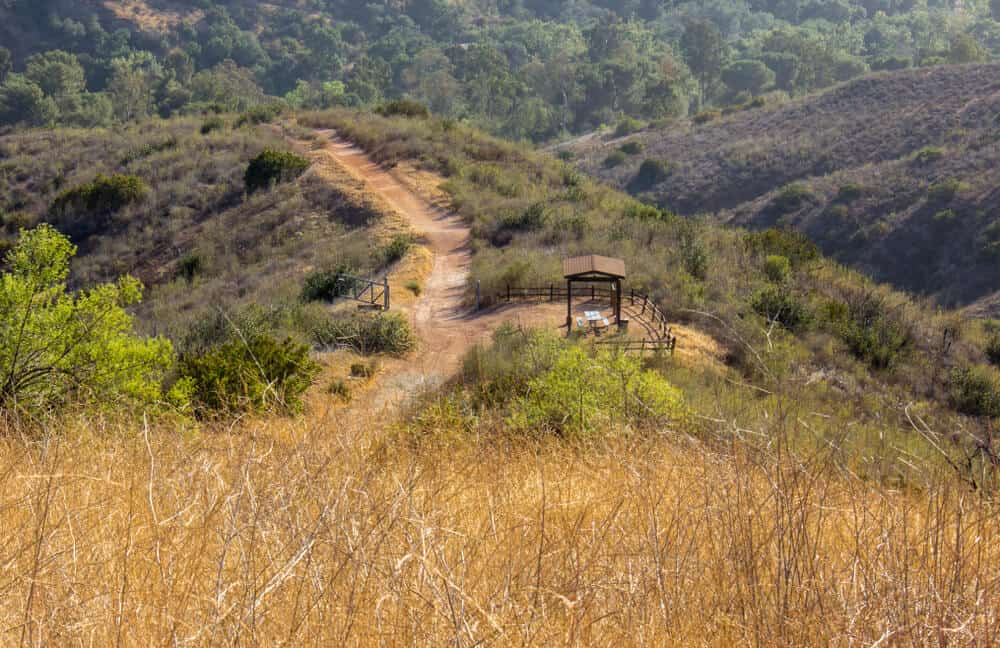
0, 116, 404, 343
573, 63, 1000, 308
301, 108, 1000, 488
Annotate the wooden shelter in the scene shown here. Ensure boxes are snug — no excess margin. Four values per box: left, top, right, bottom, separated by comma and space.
563, 255, 626, 330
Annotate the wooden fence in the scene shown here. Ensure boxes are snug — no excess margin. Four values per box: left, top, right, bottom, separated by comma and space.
493, 283, 677, 353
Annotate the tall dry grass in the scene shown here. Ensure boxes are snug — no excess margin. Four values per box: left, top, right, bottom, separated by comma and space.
0, 404, 997, 646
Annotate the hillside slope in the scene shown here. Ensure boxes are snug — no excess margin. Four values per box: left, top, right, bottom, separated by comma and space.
573, 64, 1000, 309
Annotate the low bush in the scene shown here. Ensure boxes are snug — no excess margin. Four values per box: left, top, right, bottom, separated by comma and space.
835, 183, 865, 203
234, 102, 285, 127
985, 331, 1000, 366
51, 173, 148, 216
312, 313, 414, 356
179, 334, 319, 415
301, 265, 354, 302
751, 286, 810, 331
177, 253, 203, 283
405, 280, 421, 296
200, 116, 225, 134
692, 110, 721, 124
926, 178, 965, 206
745, 227, 819, 266
603, 151, 627, 168
380, 234, 413, 265
377, 99, 430, 118
630, 159, 673, 191
327, 379, 351, 401
764, 254, 792, 283
245, 149, 310, 193
614, 117, 643, 137
827, 291, 911, 370
949, 365, 1000, 418
770, 183, 815, 213
912, 146, 945, 165
351, 361, 377, 378
619, 140, 644, 155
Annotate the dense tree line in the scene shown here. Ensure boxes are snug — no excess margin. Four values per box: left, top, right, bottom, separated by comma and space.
0, 0, 997, 140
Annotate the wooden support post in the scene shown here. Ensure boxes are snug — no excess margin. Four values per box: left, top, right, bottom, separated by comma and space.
566, 280, 573, 332
507, 285, 511, 302
475, 280, 481, 311
383, 277, 390, 311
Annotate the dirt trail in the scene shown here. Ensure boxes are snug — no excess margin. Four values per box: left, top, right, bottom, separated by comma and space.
312, 131, 565, 411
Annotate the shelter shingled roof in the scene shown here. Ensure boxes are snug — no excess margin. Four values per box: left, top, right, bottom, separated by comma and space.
563, 255, 626, 279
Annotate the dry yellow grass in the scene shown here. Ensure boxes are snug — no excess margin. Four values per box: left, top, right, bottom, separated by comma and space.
1, 407, 997, 645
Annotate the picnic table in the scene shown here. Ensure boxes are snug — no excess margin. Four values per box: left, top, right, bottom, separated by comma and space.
584, 310, 610, 333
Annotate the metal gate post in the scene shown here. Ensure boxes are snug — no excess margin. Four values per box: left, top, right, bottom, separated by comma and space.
383, 277, 390, 311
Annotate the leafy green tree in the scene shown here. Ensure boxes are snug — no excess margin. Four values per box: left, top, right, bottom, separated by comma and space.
0, 75, 57, 127
681, 19, 727, 105
722, 59, 775, 95
948, 34, 987, 64
0, 225, 173, 413
24, 50, 86, 98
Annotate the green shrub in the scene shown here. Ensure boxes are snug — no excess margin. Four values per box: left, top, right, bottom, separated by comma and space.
926, 178, 965, 206
380, 234, 413, 265
234, 102, 285, 127
745, 228, 819, 266
245, 149, 310, 193
120, 137, 178, 165
985, 332, 1000, 366
351, 361, 377, 379
376, 99, 431, 118
509, 344, 687, 437
693, 110, 721, 124
51, 173, 148, 215
913, 146, 945, 165
300, 266, 353, 302
614, 117, 643, 137
556, 149, 575, 161
328, 379, 351, 401
179, 334, 319, 415
619, 140, 644, 155
763, 254, 792, 283
749, 96, 767, 108
679, 228, 708, 280
771, 183, 815, 213
200, 116, 225, 134
603, 151, 627, 168
933, 209, 958, 224
949, 365, 1000, 418
835, 183, 865, 203
177, 253, 203, 283
750, 286, 810, 331
312, 313, 414, 356
827, 292, 911, 370
405, 280, 421, 296
630, 159, 673, 191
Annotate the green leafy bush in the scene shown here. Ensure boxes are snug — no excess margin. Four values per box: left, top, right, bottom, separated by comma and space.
509, 344, 687, 437
312, 313, 414, 356
926, 178, 965, 206
328, 379, 351, 401
630, 159, 673, 191
912, 146, 945, 165
405, 280, 421, 296
771, 183, 815, 213
949, 365, 1000, 418
300, 266, 354, 302
692, 110, 721, 124
200, 116, 225, 134
179, 334, 318, 415
985, 332, 1000, 366
763, 254, 792, 283
377, 99, 431, 118
603, 151, 627, 168
0, 225, 172, 414
751, 286, 810, 331
51, 173, 148, 216
619, 140, 644, 155
351, 361, 377, 378
826, 291, 911, 370
380, 234, 413, 265
614, 117, 643, 137
745, 228, 819, 266
835, 183, 865, 203
177, 253, 203, 283
244, 149, 310, 193
234, 102, 285, 127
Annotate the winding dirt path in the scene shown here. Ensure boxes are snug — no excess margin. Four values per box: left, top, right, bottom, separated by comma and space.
312, 131, 566, 411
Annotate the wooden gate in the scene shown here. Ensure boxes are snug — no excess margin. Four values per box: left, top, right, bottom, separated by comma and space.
340, 273, 390, 311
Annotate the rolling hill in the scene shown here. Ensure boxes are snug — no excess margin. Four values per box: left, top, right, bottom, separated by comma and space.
572, 63, 1000, 311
